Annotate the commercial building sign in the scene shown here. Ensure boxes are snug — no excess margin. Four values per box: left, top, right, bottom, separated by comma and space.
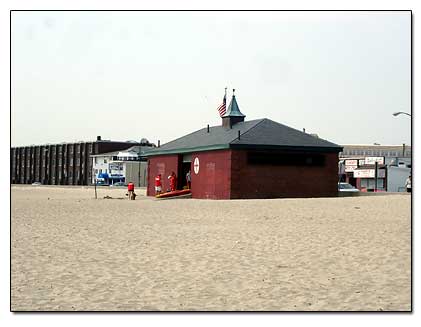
109, 163, 123, 171
353, 169, 385, 178
364, 156, 385, 165
345, 159, 358, 172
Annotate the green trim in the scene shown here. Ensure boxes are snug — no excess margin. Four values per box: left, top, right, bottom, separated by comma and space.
144, 144, 230, 157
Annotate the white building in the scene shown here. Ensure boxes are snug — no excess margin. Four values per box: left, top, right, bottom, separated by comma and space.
90, 146, 150, 186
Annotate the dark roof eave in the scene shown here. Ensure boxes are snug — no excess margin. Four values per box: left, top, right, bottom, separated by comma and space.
229, 144, 343, 153
144, 144, 230, 157
144, 143, 343, 157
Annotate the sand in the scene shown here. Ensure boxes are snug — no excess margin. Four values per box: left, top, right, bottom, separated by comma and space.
11, 185, 411, 311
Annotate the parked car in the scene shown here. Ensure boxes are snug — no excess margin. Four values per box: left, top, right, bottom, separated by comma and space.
31, 182, 42, 186
96, 181, 109, 186
110, 182, 126, 187
338, 182, 359, 192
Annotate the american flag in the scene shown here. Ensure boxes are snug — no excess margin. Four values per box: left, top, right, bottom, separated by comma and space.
217, 93, 227, 117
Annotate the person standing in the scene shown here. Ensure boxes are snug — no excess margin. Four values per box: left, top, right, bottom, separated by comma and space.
168, 171, 177, 192
186, 170, 191, 189
127, 182, 135, 200
405, 175, 412, 193
155, 174, 163, 195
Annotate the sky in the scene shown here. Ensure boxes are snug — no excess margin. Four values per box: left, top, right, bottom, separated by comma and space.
11, 11, 411, 147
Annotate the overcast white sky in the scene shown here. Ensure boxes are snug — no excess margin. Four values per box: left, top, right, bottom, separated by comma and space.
11, 11, 411, 147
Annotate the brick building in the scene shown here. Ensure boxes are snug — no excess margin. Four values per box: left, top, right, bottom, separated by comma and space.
145, 92, 343, 199
11, 136, 145, 185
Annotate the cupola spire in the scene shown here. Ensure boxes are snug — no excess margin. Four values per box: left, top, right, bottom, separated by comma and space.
222, 89, 246, 128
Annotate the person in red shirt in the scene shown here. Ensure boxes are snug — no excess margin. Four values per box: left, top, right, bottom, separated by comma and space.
155, 174, 162, 195
127, 182, 135, 200
168, 171, 177, 192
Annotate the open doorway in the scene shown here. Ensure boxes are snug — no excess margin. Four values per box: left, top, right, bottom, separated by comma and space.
178, 154, 192, 190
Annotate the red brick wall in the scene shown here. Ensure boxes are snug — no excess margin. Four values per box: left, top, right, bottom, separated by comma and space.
147, 154, 179, 196
190, 150, 231, 199
231, 150, 339, 199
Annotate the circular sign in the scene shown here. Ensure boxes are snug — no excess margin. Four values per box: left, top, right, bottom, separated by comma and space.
193, 157, 200, 174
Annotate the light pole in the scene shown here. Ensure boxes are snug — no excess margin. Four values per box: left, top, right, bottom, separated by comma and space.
392, 111, 411, 161
393, 111, 411, 117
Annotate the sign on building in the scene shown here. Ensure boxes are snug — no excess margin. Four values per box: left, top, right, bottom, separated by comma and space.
194, 157, 200, 174
364, 156, 385, 165
109, 163, 123, 171
345, 159, 358, 172
353, 169, 385, 178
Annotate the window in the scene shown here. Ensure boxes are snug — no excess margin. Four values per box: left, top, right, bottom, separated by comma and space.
94, 157, 97, 164
76, 158, 80, 165
104, 159, 107, 164
70, 158, 73, 165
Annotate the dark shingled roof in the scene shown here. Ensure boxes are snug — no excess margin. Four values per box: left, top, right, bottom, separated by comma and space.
145, 118, 342, 156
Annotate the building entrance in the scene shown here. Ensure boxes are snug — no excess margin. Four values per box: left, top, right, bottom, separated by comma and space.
179, 154, 192, 190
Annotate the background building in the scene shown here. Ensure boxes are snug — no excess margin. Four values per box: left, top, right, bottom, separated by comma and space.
91, 145, 150, 186
339, 144, 411, 166
146, 93, 342, 199
10, 136, 153, 185
339, 145, 412, 192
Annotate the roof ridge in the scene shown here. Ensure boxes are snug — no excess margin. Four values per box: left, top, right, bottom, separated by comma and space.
267, 119, 340, 146
229, 118, 266, 144
159, 126, 208, 148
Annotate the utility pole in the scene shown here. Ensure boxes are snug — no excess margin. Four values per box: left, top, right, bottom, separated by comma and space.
374, 161, 378, 192
138, 144, 141, 187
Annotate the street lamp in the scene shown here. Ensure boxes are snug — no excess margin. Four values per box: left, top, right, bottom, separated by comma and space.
393, 111, 411, 117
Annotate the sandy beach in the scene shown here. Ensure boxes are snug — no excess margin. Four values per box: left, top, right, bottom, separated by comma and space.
11, 185, 411, 311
